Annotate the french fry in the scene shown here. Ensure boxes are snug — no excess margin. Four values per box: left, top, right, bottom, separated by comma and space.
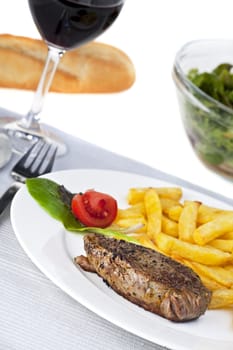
155, 232, 232, 266
134, 234, 161, 251
116, 203, 145, 220
166, 205, 182, 222
224, 265, 233, 273
144, 189, 162, 240
161, 215, 178, 237
221, 231, 233, 240
127, 187, 183, 204
209, 239, 233, 253
199, 275, 224, 292
116, 185, 233, 310
189, 261, 233, 288
209, 289, 233, 309
182, 259, 224, 291
178, 201, 200, 242
154, 187, 183, 201
115, 217, 147, 233
160, 198, 182, 212
193, 213, 233, 245
127, 188, 146, 205
197, 204, 224, 225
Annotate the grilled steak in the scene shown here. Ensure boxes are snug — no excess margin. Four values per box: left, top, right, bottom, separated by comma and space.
74, 234, 211, 322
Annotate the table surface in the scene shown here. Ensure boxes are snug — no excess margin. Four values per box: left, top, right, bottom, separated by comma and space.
1, 1, 233, 349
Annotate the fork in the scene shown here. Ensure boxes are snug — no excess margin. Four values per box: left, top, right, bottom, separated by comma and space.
0, 139, 57, 215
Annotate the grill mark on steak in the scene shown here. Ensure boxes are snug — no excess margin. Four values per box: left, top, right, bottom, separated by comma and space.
74, 233, 211, 322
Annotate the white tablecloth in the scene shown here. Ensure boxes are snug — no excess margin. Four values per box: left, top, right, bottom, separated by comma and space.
1, 209, 166, 350
1, 110, 233, 350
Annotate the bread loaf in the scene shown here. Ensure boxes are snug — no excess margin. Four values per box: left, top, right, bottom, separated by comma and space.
0, 34, 135, 93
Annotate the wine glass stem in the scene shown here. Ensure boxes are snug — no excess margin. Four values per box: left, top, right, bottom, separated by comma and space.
19, 46, 65, 130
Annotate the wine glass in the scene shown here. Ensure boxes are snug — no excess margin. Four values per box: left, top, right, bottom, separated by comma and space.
4, 0, 126, 155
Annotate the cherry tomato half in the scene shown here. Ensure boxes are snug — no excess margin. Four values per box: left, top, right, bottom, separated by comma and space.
71, 190, 118, 228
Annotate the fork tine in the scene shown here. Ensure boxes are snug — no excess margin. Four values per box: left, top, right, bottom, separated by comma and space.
33, 143, 57, 175
31, 142, 51, 174
12, 139, 57, 180
43, 146, 57, 174
14, 140, 41, 168
0, 139, 57, 213
22, 140, 46, 170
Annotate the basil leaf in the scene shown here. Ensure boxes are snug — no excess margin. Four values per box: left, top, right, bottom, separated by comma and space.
26, 178, 82, 228
26, 178, 138, 244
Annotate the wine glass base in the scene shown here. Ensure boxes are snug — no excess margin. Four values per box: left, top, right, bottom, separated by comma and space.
1, 118, 67, 156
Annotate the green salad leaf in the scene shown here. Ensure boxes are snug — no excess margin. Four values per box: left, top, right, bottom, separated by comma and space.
187, 63, 233, 109
26, 178, 138, 244
183, 63, 233, 170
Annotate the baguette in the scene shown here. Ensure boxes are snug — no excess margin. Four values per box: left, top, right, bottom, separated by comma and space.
0, 34, 135, 93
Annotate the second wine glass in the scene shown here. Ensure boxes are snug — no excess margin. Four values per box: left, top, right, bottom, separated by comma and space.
5, 0, 125, 154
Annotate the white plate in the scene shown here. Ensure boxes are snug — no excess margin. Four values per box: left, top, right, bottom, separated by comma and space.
11, 169, 233, 350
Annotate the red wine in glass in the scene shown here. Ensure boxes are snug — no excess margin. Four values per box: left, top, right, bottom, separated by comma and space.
29, 0, 124, 50
5, 0, 125, 154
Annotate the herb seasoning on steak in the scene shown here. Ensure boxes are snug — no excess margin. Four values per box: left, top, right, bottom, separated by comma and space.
74, 234, 211, 322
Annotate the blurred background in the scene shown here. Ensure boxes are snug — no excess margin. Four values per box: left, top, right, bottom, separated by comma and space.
0, 0, 233, 197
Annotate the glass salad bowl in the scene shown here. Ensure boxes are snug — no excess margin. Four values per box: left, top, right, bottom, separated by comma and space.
173, 39, 233, 178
